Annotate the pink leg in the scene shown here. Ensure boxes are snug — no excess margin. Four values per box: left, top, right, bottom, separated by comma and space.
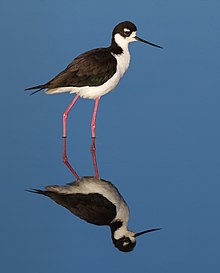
91, 138, 99, 179
63, 137, 79, 180
91, 97, 100, 138
63, 94, 80, 138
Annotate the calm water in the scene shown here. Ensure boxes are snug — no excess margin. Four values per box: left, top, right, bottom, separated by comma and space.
1, 1, 220, 272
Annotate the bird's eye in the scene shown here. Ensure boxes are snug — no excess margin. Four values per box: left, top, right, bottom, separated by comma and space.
123, 29, 131, 37
122, 238, 131, 246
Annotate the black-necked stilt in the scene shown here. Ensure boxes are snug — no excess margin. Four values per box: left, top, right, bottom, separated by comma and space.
27, 177, 161, 252
26, 21, 162, 139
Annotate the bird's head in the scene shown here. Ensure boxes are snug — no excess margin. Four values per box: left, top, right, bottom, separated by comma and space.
112, 231, 137, 252
111, 221, 161, 252
112, 21, 162, 49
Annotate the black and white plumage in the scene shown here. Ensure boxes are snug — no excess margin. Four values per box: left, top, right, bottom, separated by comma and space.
26, 21, 162, 99
25, 21, 162, 139
28, 177, 161, 252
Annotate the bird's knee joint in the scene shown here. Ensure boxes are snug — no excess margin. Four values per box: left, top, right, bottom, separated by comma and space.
63, 112, 68, 119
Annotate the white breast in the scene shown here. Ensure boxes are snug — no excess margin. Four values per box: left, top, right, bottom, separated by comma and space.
112, 48, 130, 77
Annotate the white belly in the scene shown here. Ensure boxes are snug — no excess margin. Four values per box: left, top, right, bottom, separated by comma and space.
72, 69, 122, 99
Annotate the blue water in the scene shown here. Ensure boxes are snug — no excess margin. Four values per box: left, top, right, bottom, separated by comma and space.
1, 1, 220, 272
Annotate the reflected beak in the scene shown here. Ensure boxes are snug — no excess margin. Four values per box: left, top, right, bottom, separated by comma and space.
134, 227, 162, 237
135, 36, 163, 49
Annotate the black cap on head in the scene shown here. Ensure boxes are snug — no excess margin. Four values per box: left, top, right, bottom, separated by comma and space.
112, 21, 137, 37
112, 236, 136, 252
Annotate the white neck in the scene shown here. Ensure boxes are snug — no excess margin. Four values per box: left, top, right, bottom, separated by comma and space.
113, 225, 135, 242
112, 34, 131, 76
114, 33, 129, 51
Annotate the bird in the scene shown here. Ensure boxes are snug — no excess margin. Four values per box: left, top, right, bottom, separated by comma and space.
25, 21, 162, 139
27, 176, 161, 252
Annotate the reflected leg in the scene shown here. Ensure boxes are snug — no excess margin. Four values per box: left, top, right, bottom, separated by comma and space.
63, 137, 79, 180
91, 137, 99, 179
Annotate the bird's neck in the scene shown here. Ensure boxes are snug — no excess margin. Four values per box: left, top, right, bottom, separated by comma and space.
110, 220, 135, 243
109, 39, 124, 55
110, 220, 129, 239
110, 40, 131, 77
110, 220, 123, 234
110, 34, 130, 55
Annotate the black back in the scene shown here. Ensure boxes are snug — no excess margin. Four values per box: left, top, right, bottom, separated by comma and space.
26, 48, 117, 91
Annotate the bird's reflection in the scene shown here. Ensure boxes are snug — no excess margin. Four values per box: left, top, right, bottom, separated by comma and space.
28, 176, 160, 252
28, 139, 160, 252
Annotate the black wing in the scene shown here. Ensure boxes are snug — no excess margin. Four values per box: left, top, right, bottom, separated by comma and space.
26, 48, 117, 91
28, 189, 117, 226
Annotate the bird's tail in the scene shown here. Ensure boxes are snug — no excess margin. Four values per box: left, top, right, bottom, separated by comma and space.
26, 188, 48, 196
25, 85, 46, 95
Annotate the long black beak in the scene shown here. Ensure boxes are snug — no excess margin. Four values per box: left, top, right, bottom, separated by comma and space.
134, 227, 162, 237
135, 36, 163, 49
